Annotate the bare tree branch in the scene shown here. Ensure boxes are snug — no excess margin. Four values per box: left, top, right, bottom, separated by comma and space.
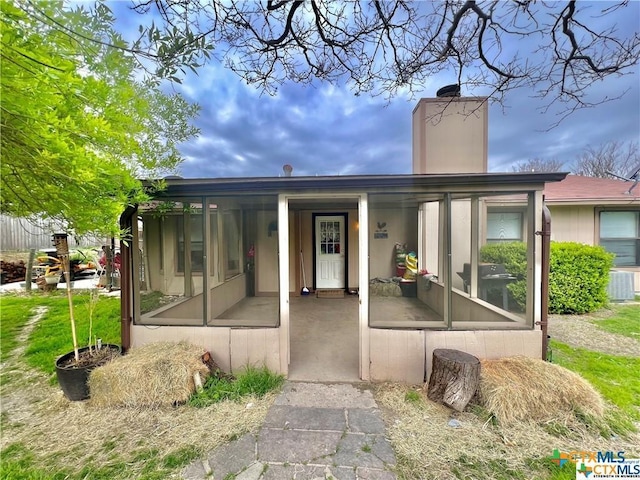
512, 157, 565, 173
31, 0, 637, 122
573, 140, 640, 178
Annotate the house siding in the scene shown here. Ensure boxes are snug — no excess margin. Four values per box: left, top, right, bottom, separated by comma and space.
130, 325, 283, 376
424, 330, 542, 379
369, 329, 425, 384
548, 205, 640, 292
548, 205, 595, 244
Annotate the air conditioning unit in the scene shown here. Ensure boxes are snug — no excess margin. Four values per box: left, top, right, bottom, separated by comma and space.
607, 270, 635, 302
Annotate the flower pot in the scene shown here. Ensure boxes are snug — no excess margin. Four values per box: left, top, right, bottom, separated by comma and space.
44, 275, 61, 285
55, 344, 121, 401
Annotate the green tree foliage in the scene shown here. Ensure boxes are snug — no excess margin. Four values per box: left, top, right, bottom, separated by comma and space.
0, 1, 199, 236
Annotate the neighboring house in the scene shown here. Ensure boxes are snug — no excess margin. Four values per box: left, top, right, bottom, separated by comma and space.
119, 95, 569, 383
546, 175, 639, 290
486, 174, 640, 293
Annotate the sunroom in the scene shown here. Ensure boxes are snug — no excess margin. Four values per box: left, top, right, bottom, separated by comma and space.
119, 172, 565, 383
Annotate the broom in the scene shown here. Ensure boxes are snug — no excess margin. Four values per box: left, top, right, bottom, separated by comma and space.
300, 250, 310, 295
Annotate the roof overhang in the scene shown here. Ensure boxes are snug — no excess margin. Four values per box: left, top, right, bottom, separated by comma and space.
141, 172, 568, 199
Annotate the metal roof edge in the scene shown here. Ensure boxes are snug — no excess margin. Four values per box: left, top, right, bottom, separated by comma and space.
142, 172, 568, 196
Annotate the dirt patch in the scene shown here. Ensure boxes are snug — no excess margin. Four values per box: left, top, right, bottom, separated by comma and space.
547, 306, 640, 357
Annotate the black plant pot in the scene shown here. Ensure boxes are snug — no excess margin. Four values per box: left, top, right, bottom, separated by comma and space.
55, 344, 121, 401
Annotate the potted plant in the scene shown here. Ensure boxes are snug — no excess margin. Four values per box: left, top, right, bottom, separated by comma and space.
52, 234, 120, 401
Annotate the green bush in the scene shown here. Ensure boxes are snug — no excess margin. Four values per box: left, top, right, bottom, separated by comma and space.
480, 241, 527, 309
549, 242, 614, 314
480, 241, 614, 315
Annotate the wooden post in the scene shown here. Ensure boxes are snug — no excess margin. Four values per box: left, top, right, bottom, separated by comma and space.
426, 348, 480, 412
63, 254, 79, 362
26, 249, 35, 292
104, 245, 113, 291
53, 233, 79, 363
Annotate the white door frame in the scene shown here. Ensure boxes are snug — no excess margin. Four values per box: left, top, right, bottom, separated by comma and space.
277, 193, 369, 380
313, 213, 347, 290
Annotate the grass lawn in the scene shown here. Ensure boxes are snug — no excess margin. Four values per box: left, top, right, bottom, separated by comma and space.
592, 304, 640, 340
0, 290, 283, 480
552, 341, 640, 423
553, 304, 640, 423
1, 291, 120, 378
0, 293, 60, 362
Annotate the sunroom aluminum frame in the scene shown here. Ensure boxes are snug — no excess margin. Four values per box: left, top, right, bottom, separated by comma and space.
120, 172, 566, 377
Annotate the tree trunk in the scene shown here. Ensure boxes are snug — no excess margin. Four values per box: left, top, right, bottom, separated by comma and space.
426, 349, 481, 412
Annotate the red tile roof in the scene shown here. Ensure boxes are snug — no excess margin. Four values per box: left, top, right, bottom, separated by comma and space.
544, 175, 640, 204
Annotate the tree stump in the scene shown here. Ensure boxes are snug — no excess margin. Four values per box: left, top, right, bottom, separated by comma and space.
426, 349, 481, 412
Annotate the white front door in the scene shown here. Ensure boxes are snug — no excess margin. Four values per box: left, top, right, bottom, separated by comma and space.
315, 215, 345, 289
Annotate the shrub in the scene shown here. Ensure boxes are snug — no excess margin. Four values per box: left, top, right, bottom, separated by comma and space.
549, 242, 614, 314
480, 242, 527, 309
479, 242, 528, 277
480, 241, 614, 314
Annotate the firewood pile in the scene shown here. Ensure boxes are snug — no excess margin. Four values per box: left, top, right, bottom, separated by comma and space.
0, 260, 26, 284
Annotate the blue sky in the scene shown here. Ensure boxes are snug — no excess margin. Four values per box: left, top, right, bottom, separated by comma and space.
110, 2, 639, 179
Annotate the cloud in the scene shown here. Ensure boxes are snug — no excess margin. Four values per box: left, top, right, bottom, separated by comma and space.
109, 1, 639, 179
171, 64, 414, 178
488, 71, 640, 172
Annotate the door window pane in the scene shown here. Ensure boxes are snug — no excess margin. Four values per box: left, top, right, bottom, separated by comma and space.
320, 220, 340, 255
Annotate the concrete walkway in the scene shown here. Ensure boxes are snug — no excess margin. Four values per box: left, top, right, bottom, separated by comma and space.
182, 382, 397, 480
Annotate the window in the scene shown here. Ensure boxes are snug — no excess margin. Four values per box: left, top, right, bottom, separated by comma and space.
486, 212, 523, 242
320, 221, 341, 254
600, 211, 640, 266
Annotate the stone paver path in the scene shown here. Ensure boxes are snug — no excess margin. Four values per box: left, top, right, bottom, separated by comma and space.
182, 382, 397, 480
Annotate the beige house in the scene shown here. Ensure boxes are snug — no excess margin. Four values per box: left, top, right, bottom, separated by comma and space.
119, 96, 567, 383
546, 176, 639, 292
486, 175, 640, 294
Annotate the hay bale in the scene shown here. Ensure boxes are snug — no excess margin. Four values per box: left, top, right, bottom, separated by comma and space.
89, 342, 211, 408
479, 356, 604, 425
369, 280, 402, 297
